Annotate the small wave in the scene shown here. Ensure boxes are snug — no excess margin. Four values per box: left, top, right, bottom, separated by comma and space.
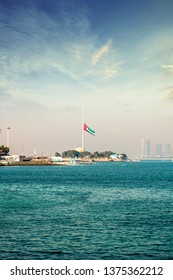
33, 250, 69, 255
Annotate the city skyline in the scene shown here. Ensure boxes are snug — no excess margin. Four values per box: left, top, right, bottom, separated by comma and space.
140, 137, 172, 159
1, 0, 173, 157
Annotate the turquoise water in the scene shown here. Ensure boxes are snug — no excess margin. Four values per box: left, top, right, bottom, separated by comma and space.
0, 162, 173, 260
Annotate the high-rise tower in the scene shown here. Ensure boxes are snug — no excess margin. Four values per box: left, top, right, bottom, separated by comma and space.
140, 138, 150, 158
156, 144, 162, 157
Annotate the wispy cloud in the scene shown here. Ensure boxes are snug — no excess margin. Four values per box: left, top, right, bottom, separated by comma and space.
138, 28, 173, 74
0, 83, 19, 102
89, 39, 123, 79
91, 40, 112, 65
0, 2, 123, 102
164, 87, 173, 101
162, 64, 173, 75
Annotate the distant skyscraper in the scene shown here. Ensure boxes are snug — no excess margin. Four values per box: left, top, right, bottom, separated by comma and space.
156, 144, 162, 157
140, 138, 150, 158
166, 143, 171, 157
145, 140, 150, 158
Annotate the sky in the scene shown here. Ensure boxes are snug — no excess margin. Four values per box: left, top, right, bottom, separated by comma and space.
0, 0, 173, 157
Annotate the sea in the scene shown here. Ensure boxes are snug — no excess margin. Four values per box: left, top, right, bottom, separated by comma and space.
0, 162, 173, 260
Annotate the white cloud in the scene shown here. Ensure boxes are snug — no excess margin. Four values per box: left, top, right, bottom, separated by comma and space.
91, 39, 112, 65
162, 64, 173, 74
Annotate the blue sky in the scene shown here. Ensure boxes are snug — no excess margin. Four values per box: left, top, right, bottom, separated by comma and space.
1, 0, 173, 157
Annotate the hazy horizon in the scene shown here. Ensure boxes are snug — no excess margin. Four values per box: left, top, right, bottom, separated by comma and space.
1, 0, 173, 158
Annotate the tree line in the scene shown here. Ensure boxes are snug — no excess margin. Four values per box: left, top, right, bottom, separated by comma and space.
55, 150, 127, 159
0, 145, 127, 160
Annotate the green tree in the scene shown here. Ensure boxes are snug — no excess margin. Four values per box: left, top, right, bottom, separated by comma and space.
80, 151, 92, 158
92, 151, 100, 158
0, 145, 9, 156
55, 152, 61, 157
119, 153, 128, 160
62, 150, 80, 158
99, 151, 115, 158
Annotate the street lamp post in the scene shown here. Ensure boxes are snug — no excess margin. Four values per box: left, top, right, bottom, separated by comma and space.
7, 126, 11, 151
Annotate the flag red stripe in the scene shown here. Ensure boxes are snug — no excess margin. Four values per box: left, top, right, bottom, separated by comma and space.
83, 123, 87, 131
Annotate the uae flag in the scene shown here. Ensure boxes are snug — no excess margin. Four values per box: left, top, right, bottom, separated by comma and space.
83, 123, 95, 136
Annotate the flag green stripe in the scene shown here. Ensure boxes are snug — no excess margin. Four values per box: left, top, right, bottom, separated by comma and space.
87, 127, 95, 135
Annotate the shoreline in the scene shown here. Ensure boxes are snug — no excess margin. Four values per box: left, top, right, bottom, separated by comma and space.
1, 157, 172, 167
0, 157, 118, 166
